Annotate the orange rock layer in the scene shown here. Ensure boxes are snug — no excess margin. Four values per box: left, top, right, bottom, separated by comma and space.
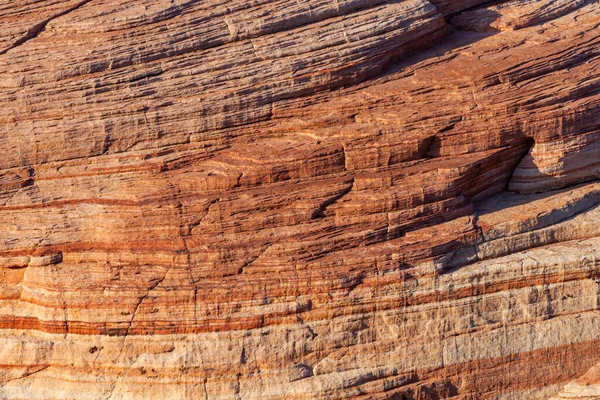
0, 0, 599, 398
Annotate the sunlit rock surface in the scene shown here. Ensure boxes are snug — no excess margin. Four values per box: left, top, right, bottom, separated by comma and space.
0, 0, 599, 398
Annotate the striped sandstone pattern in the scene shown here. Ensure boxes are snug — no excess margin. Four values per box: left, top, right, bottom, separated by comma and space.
0, 0, 599, 398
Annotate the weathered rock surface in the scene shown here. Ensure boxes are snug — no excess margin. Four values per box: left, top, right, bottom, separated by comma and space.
0, 0, 599, 399
451, 0, 590, 32
551, 363, 600, 399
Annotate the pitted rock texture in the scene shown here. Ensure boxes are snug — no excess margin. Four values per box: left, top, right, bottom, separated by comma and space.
0, 0, 599, 399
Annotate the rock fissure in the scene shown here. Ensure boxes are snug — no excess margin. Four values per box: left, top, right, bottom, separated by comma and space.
0, 0, 95, 56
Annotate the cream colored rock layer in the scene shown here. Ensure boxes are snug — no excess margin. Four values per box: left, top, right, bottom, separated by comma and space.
551, 364, 600, 399
0, 236, 599, 399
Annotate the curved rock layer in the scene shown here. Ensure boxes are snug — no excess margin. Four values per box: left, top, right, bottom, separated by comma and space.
0, 0, 599, 399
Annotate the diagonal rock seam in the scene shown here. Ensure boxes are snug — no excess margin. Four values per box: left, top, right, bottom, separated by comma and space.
0, 0, 95, 56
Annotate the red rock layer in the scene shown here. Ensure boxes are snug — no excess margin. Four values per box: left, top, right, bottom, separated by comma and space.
0, 0, 599, 399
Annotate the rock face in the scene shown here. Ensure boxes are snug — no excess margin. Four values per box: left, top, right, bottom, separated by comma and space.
0, 0, 599, 399
551, 363, 600, 399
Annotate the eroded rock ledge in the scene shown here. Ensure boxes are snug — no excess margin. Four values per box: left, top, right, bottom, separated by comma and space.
0, 0, 599, 399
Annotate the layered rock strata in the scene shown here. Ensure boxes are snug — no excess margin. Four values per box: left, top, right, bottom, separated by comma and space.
551, 363, 600, 399
0, 0, 599, 399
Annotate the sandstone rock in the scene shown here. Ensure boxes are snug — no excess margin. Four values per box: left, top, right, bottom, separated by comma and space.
0, 0, 599, 399
429, 0, 489, 16
451, 0, 590, 32
551, 364, 600, 399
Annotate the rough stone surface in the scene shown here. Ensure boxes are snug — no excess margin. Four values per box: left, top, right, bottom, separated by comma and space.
550, 363, 600, 399
0, 0, 599, 399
